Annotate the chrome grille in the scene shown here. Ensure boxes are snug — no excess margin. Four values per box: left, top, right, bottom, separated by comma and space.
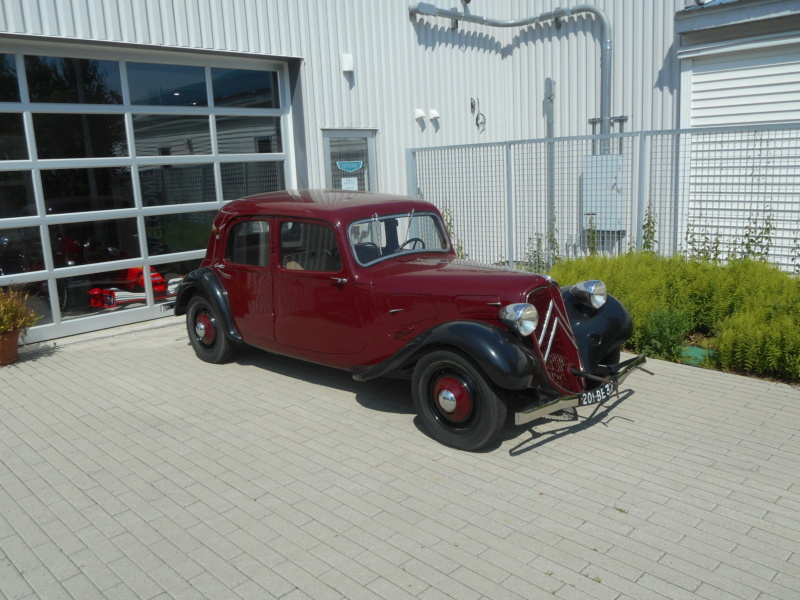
528, 284, 584, 394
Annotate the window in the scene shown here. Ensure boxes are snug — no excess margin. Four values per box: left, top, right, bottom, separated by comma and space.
227, 220, 270, 267
323, 130, 377, 191
280, 222, 341, 272
349, 212, 449, 265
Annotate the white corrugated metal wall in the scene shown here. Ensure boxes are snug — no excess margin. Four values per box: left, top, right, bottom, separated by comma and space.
0, 0, 685, 193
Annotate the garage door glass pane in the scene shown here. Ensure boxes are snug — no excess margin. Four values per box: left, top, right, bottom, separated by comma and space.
42, 167, 134, 214
33, 114, 127, 159
0, 226, 44, 275
49, 218, 140, 268
25, 56, 122, 104
0, 113, 28, 160
149, 258, 200, 306
138, 164, 216, 206
0, 171, 36, 218
127, 62, 207, 107
220, 162, 285, 201
133, 115, 211, 156
216, 116, 282, 153
211, 68, 280, 108
149, 211, 216, 253
58, 266, 158, 320
0, 54, 20, 102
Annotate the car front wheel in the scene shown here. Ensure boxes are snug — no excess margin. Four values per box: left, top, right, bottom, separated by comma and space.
412, 350, 507, 451
186, 295, 233, 364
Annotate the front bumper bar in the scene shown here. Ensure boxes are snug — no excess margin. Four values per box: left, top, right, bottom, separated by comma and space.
514, 354, 648, 426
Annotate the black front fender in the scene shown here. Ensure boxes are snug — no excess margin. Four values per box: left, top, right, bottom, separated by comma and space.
352, 320, 557, 394
174, 267, 243, 344
561, 289, 632, 371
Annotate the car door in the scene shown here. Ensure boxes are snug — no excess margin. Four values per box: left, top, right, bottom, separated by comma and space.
273, 219, 366, 355
218, 218, 275, 347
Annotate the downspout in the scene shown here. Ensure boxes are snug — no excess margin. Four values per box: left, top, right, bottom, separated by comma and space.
409, 2, 613, 138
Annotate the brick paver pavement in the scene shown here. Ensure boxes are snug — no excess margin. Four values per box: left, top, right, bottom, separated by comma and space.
1, 320, 799, 599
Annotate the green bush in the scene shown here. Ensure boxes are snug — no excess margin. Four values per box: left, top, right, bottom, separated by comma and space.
549, 254, 800, 381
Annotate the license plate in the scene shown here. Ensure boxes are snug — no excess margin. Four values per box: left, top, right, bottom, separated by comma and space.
578, 381, 616, 406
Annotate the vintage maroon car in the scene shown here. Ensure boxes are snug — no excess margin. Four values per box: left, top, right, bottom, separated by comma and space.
174, 189, 646, 451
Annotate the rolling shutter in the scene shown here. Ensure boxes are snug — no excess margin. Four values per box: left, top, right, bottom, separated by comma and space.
690, 43, 800, 127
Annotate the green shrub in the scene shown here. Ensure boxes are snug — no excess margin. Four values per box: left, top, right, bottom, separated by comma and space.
639, 309, 691, 362
549, 254, 800, 381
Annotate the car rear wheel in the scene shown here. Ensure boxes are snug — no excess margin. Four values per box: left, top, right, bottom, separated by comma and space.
412, 350, 507, 451
186, 295, 233, 364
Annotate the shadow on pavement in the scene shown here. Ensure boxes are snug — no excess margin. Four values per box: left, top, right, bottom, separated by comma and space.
505, 389, 635, 456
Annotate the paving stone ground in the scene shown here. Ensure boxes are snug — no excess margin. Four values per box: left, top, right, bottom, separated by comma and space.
1, 319, 799, 600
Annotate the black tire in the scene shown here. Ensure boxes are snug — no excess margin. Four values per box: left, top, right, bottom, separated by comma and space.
412, 350, 507, 451
186, 295, 233, 364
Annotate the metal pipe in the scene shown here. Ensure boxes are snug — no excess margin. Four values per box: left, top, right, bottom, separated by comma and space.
409, 2, 614, 137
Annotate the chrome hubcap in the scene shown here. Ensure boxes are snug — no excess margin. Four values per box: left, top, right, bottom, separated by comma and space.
438, 390, 457, 413
195, 321, 206, 338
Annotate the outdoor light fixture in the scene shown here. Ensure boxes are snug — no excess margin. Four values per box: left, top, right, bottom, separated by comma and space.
341, 53, 354, 73
414, 108, 426, 120
429, 109, 440, 120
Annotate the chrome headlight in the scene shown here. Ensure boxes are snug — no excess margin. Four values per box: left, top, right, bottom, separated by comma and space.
499, 303, 539, 337
571, 280, 607, 309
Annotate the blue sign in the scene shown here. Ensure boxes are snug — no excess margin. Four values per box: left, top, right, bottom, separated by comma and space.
337, 161, 363, 173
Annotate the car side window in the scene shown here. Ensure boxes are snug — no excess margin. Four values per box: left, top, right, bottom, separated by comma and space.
280, 221, 342, 272
226, 220, 270, 267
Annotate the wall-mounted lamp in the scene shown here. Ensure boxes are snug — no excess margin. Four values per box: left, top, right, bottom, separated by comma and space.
429, 109, 440, 120
341, 53, 354, 73
414, 108, 426, 120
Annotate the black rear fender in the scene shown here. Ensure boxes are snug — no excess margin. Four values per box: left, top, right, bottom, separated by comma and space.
175, 267, 243, 344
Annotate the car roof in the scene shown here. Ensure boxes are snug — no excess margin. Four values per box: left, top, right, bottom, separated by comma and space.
219, 189, 440, 223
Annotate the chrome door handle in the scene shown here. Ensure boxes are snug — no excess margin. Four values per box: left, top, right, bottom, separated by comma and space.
330, 277, 348, 285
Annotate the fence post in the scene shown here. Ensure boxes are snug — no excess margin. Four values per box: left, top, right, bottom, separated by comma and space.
636, 132, 646, 250
406, 149, 419, 197
506, 142, 515, 268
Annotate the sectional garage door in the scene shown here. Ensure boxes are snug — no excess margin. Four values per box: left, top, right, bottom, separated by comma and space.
689, 42, 800, 127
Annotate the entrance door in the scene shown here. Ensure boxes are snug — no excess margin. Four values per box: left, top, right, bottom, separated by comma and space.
323, 130, 377, 191
273, 220, 365, 356
220, 218, 275, 346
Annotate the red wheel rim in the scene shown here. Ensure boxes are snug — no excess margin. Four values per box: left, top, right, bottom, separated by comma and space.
433, 375, 473, 424
195, 312, 215, 346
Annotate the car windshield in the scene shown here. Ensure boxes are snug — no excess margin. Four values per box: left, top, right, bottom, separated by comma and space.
349, 211, 449, 266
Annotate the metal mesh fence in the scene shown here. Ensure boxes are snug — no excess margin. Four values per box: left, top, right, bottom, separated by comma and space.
409, 123, 800, 273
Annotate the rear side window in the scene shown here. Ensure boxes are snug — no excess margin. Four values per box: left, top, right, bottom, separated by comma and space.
280, 221, 342, 272
226, 220, 270, 267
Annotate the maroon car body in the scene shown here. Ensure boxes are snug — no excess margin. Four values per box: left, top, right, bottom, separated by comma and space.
174, 189, 645, 450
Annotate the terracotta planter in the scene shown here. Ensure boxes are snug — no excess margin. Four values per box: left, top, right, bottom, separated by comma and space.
0, 330, 21, 366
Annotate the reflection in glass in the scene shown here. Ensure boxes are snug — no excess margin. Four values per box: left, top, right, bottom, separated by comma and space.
33, 113, 127, 159
58, 266, 161, 320
41, 167, 134, 214
147, 211, 216, 254
216, 116, 282, 154
0, 113, 27, 160
0, 282, 53, 326
127, 62, 207, 106
0, 54, 20, 102
211, 68, 279, 108
0, 227, 44, 276
132, 114, 211, 156
0, 171, 36, 218
221, 162, 285, 201
48, 218, 140, 268
138, 164, 215, 207
149, 258, 201, 306
24, 56, 122, 104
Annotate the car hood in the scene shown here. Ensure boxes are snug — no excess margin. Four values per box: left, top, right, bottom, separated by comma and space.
364, 256, 551, 303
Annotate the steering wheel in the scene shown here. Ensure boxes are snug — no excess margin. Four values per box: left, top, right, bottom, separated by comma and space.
397, 237, 425, 251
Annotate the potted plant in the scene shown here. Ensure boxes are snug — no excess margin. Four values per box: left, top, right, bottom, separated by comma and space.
0, 285, 41, 366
